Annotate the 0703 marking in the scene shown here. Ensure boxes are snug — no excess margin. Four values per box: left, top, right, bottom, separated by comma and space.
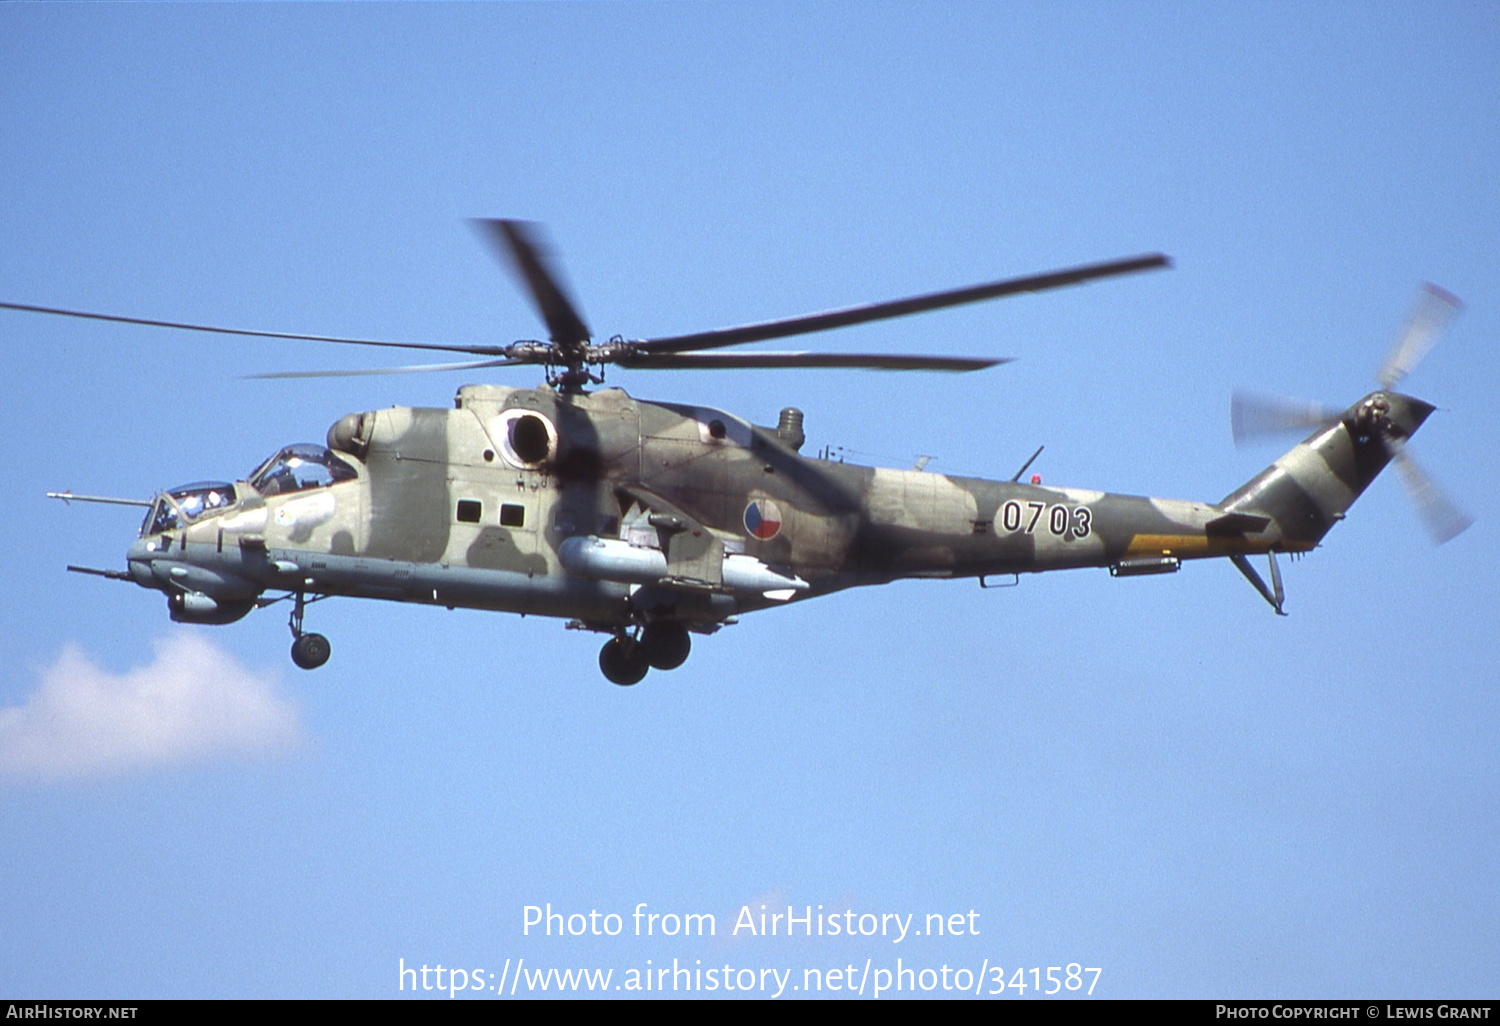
999, 501, 1092, 539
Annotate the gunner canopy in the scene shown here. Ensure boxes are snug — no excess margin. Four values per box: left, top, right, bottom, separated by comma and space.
142, 481, 237, 536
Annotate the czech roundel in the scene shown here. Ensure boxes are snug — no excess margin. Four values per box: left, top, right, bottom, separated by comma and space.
743, 498, 783, 540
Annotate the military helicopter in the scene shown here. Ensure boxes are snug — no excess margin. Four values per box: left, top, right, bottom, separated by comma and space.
7, 221, 1469, 685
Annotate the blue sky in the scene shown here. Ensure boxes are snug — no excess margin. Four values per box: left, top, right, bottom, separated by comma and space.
1, 2, 1496, 999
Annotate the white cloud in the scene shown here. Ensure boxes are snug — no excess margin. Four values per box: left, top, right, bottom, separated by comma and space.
0, 633, 306, 781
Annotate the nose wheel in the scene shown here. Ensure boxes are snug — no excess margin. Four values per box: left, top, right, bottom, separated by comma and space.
288, 592, 331, 670
291, 632, 332, 670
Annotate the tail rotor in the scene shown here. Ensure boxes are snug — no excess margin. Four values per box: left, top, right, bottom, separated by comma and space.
1230, 282, 1471, 545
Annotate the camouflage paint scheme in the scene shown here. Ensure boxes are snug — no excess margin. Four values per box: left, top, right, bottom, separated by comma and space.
21, 222, 1454, 678
124, 382, 1432, 643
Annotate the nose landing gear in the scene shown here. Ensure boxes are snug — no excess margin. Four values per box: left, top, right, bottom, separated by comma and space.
288, 591, 331, 670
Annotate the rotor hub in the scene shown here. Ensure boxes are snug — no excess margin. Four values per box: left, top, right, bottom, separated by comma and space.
1355, 393, 1392, 435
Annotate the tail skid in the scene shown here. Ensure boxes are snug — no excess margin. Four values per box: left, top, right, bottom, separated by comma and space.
1230, 552, 1286, 615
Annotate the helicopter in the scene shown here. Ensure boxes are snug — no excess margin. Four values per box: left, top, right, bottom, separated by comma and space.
6, 220, 1470, 685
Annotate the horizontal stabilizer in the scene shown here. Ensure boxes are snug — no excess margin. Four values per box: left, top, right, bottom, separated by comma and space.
1206, 511, 1272, 534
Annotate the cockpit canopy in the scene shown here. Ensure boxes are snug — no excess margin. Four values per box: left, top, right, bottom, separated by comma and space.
143, 481, 237, 536
138, 446, 358, 537
248, 444, 358, 498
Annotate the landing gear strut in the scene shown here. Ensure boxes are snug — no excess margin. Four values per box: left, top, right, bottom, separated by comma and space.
288, 592, 331, 670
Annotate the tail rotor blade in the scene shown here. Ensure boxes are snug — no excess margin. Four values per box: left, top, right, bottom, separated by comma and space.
1378, 283, 1463, 390
1231, 391, 1342, 446
1387, 440, 1473, 545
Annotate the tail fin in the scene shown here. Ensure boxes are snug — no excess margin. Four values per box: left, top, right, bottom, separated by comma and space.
1218, 391, 1434, 549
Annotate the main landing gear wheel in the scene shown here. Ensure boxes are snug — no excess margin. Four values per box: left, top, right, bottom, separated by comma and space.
291, 632, 331, 670
640, 623, 691, 670
599, 636, 650, 686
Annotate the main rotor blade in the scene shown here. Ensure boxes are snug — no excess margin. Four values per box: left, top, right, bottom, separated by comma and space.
616, 350, 1009, 372
471, 219, 591, 345
634, 253, 1170, 355
1388, 442, 1473, 545
246, 357, 524, 379
0, 300, 511, 357
1378, 282, 1462, 390
1231, 390, 1342, 446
